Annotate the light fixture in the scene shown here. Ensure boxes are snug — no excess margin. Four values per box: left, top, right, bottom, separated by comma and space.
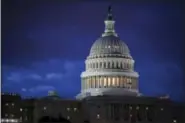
97, 114, 100, 119
136, 106, 139, 110
20, 108, 23, 112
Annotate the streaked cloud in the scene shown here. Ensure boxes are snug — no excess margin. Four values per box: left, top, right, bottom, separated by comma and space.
29, 85, 55, 93
21, 88, 27, 92
2, 60, 84, 97
45, 73, 63, 80
6, 73, 43, 82
7, 72, 22, 82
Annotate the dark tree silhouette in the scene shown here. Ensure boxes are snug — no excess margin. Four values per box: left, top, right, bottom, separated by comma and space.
39, 115, 71, 123
84, 120, 90, 123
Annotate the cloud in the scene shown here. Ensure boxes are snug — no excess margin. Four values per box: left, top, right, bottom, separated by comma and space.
27, 74, 43, 80
29, 85, 55, 93
2, 60, 84, 97
7, 72, 22, 82
21, 88, 27, 92
45, 73, 63, 80
6, 72, 43, 82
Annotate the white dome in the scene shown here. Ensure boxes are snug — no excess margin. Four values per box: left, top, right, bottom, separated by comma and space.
90, 35, 130, 57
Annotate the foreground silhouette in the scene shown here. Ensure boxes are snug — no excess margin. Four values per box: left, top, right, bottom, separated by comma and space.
39, 115, 71, 123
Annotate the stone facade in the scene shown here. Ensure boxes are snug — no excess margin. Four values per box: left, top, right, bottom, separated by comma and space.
1, 93, 185, 123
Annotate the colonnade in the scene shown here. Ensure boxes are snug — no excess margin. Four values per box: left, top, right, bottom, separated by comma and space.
81, 76, 137, 90
86, 60, 133, 70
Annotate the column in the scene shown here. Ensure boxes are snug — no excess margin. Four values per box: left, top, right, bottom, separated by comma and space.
91, 76, 93, 88
116, 76, 119, 87
99, 76, 102, 88
93, 76, 95, 88
103, 76, 107, 88
84, 78, 86, 90
81, 78, 84, 90
90, 76, 92, 88
112, 77, 115, 87
108, 77, 111, 87
96, 76, 99, 88
88, 77, 90, 89
94, 76, 96, 88
120, 76, 123, 88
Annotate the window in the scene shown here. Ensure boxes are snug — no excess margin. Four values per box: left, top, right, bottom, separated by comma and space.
173, 119, 177, 123
136, 106, 139, 110
104, 62, 106, 68
116, 62, 119, 68
43, 107, 47, 110
120, 63, 122, 69
96, 63, 98, 68
108, 62, 110, 68
67, 108, 70, 111
129, 106, 132, 110
74, 108, 77, 111
100, 62, 102, 68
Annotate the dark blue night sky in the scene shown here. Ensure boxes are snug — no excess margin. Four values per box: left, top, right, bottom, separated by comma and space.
2, 0, 185, 102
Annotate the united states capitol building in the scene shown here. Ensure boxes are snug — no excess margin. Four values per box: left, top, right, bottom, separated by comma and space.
76, 6, 139, 99
1, 6, 185, 123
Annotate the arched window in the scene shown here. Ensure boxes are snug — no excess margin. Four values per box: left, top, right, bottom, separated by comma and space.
104, 62, 106, 68
120, 62, 122, 69
108, 62, 110, 68
100, 62, 102, 68
112, 62, 114, 69
116, 62, 119, 69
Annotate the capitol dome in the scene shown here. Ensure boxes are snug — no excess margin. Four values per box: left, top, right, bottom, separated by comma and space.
76, 6, 140, 100
89, 35, 130, 57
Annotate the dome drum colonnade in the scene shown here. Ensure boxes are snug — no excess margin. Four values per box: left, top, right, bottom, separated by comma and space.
76, 6, 139, 99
